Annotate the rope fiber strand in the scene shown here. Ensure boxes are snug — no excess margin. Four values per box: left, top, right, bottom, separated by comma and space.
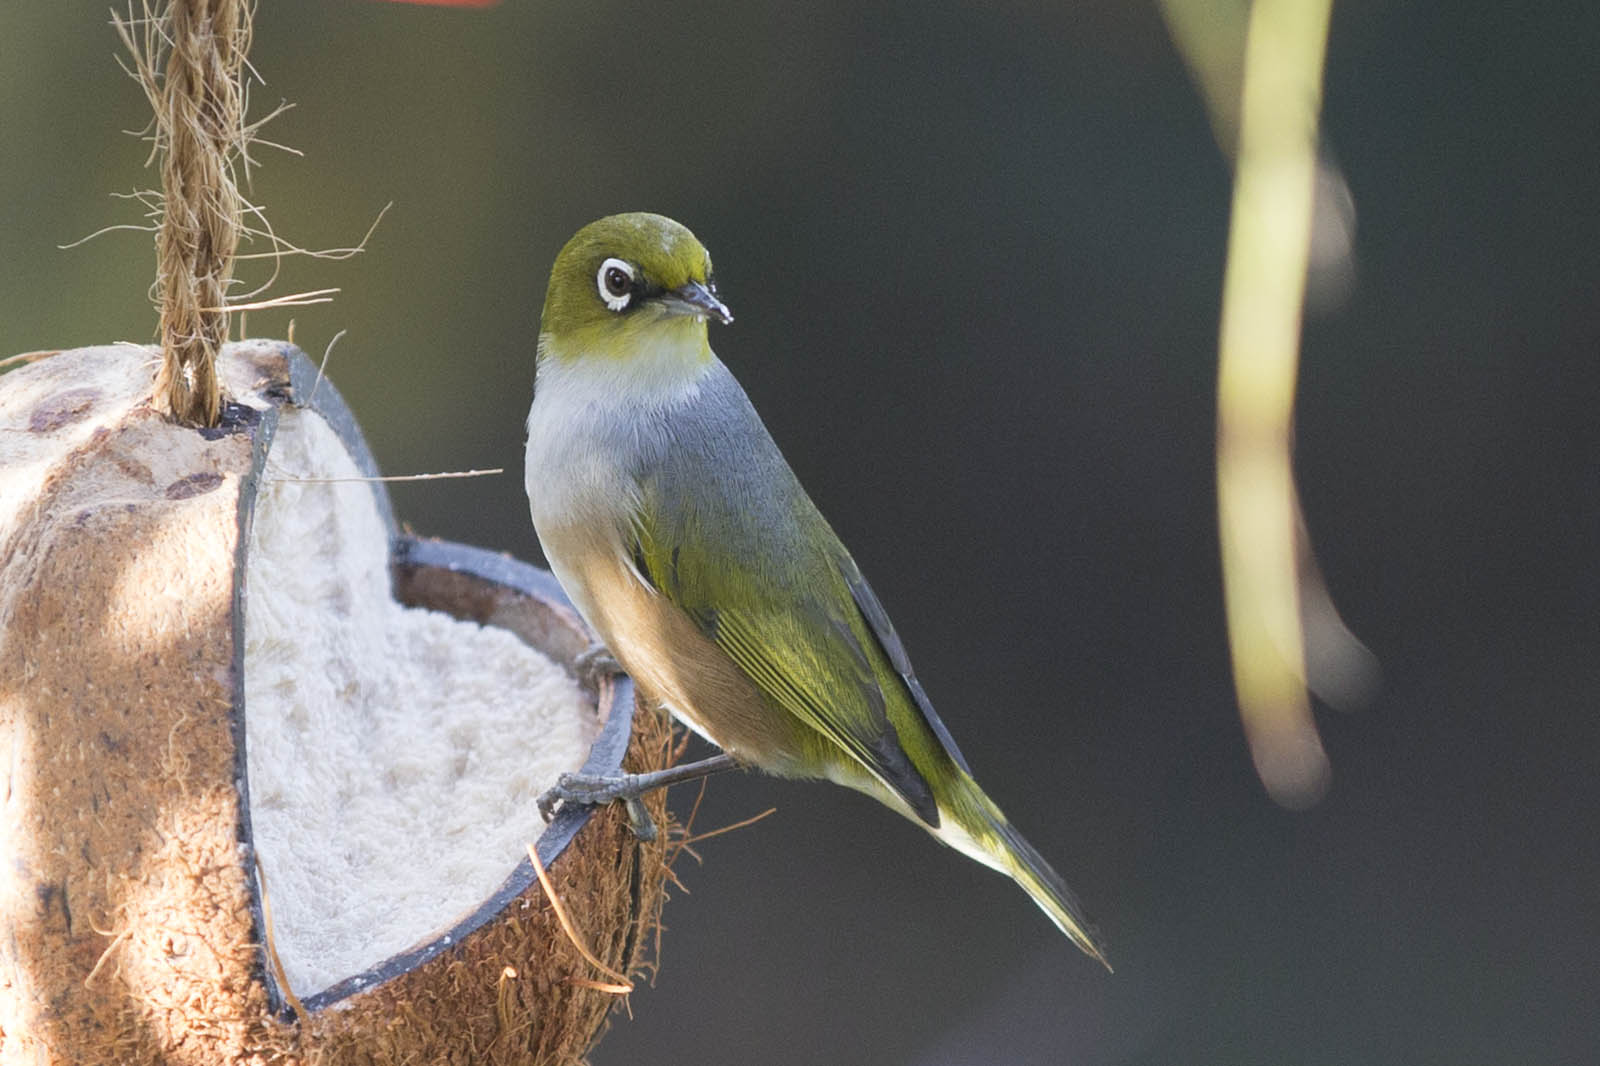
130, 0, 252, 426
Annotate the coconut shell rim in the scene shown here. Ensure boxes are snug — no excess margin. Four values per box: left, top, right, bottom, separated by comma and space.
231, 343, 634, 1017
293, 537, 638, 1013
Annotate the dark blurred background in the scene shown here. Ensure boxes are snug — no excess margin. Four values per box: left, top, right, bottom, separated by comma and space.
5, 2, 1597, 1063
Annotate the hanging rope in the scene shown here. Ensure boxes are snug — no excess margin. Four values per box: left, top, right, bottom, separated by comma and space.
121, 0, 251, 426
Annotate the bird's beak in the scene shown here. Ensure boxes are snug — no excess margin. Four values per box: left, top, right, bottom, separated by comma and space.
661, 280, 733, 325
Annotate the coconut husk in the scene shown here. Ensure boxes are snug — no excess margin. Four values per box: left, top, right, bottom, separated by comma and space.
0, 341, 674, 1065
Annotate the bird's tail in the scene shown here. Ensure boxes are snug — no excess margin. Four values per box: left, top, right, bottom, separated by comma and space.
937, 773, 1112, 971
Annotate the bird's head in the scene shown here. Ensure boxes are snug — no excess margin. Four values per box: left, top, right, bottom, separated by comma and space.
537, 213, 732, 370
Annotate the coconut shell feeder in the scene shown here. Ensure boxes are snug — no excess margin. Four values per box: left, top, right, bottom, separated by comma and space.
0, 340, 676, 1065
2, 5, 681, 1060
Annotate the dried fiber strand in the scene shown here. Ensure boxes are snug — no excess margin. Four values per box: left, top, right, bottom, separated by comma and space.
116, 0, 253, 426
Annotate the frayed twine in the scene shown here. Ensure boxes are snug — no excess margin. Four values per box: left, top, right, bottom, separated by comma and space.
105, 3, 387, 426
115, 0, 251, 425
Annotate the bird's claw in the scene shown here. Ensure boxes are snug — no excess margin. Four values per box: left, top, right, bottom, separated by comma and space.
538, 770, 658, 841
573, 643, 624, 688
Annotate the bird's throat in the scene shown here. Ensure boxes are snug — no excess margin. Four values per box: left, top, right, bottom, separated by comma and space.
541, 315, 711, 372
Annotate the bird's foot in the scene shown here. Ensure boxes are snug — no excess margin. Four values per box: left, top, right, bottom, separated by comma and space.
539, 771, 660, 840
537, 754, 743, 842
573, 642, 624, 688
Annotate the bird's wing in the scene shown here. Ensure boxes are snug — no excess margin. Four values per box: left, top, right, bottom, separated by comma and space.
626, 501, 942, 826
841, 565, 973, 776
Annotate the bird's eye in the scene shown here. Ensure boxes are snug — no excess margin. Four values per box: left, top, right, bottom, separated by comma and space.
597, 257, 634, 311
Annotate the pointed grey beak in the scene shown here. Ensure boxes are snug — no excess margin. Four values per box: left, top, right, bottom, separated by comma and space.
662, 280, 733, 325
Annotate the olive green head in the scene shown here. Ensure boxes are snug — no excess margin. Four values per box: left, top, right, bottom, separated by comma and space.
538, 213, 732, 362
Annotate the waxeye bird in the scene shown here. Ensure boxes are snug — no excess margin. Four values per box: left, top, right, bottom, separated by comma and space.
527, 212, 1109, 968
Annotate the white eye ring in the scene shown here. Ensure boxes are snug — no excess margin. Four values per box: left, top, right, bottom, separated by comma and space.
597, 257, 634, 311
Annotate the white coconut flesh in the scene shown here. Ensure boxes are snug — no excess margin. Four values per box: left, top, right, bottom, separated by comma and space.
243, 406, 597, 998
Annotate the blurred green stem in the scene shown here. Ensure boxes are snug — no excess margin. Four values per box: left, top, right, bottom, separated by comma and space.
1158, 0, 1250, 155
1215, 0, 1335, 808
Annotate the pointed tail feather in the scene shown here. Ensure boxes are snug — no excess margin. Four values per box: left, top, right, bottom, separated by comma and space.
939, 776, 1112, 970
995, 818, 1112, 970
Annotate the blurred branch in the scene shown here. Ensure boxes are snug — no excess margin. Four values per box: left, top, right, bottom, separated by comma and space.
1210, 0, 1337, 808
1162, 0, 1360, 312
1157, 0, 1251, 156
